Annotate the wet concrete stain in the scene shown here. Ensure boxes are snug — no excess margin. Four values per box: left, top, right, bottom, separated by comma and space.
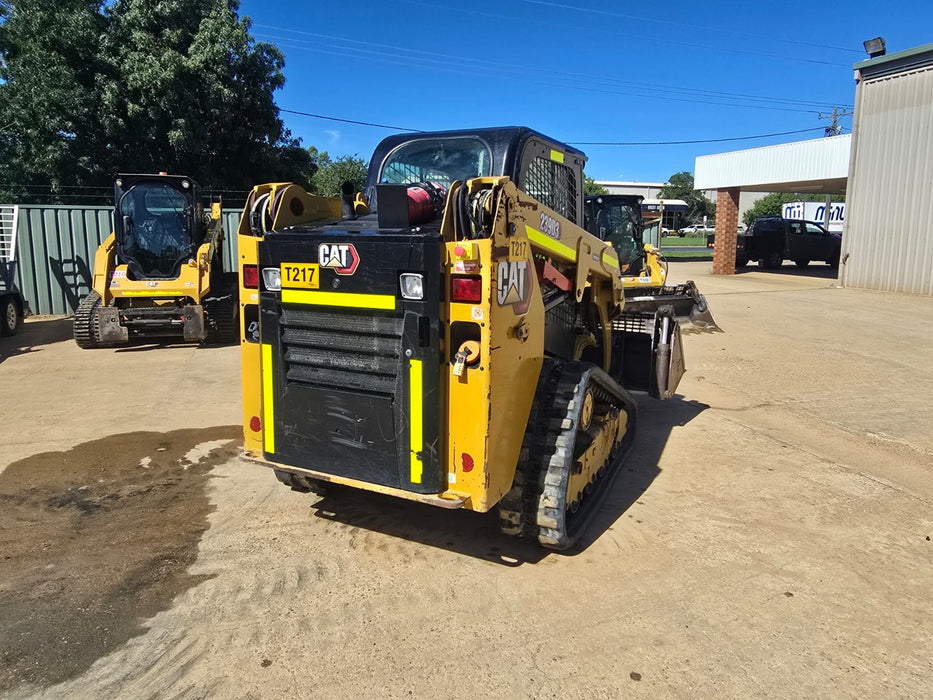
0, 426, 241, 694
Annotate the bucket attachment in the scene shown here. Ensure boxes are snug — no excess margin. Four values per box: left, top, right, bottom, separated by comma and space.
611, 308, 686, 400
623, 280, 721, 334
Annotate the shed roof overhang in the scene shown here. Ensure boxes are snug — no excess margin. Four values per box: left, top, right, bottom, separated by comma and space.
694, 134, 850, 194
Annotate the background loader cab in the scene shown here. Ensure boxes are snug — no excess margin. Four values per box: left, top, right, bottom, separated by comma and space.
584, 194, 645, 276
73, 173, 238, 348
116, 175, 200, 279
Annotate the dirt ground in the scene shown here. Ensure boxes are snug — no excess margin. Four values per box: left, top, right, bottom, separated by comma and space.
0, 263, 930, 698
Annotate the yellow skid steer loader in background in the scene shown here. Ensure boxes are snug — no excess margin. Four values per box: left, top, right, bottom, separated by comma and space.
74, 174, 238, 348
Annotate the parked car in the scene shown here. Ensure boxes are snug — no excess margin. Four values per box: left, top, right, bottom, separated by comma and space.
731, 217, 841, 268
678, 222, 715, 237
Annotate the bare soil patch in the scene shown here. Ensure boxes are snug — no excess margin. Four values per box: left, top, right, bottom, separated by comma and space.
0, 426, 240, 693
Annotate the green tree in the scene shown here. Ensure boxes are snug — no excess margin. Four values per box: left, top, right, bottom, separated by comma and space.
101, 0, 310, 190
584, 177, 608, 195
742, 192, 846, 226
0, 0, 108, 200
309, 148, 368, 197
0, 0, 311, 202
658, 171, 715, 223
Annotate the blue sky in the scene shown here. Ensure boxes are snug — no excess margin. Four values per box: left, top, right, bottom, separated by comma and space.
238, 0, 933, 183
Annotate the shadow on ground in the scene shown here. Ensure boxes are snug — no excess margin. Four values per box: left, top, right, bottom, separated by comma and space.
734, 263, 839, 278
0, 426, 240, 694
307, 395, 707, 565
0, 318, 74, 364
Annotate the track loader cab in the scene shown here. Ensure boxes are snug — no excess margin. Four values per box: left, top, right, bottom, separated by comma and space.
115, 175, 201, 279
585, 193, 720, 334
238, 126, 714, 549
584, 194, 646, 276
73, 173, 238, 348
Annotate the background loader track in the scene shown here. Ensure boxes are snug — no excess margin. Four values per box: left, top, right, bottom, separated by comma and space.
73, 291, 102, 349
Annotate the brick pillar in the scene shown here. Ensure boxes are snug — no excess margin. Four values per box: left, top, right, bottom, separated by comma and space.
712, 188, 740, 275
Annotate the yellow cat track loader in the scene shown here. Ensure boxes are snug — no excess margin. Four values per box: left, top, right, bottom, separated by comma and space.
73, 174, 238, 348
237, 127, 713, 549
584, 193, 718, 333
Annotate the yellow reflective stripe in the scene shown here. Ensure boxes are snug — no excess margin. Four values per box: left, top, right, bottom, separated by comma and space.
113, 290, 184, 296
525, 225, 577, 261
549, 149, 565, 163
603, 250, 619, 269
261, 343, 275, 454
409, 359, 423, 484
281, 289, 396, 310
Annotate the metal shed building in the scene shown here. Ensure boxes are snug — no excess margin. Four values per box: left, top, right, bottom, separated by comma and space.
841, 43, 933, 296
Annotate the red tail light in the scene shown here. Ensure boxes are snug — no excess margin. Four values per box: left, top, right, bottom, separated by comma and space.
451, 276, 482, 303
243, 264, 259, 289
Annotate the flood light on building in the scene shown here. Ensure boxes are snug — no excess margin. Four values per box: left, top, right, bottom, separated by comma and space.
863, 37, 886, 58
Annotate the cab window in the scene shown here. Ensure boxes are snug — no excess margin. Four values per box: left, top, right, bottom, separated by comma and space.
380, 137, 492, 189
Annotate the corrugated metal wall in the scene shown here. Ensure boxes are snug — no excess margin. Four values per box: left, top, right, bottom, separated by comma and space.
7, 205, 243, 315
841, 64, 933, 295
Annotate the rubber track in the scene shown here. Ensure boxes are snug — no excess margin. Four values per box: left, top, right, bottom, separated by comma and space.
73, 291, 102, 349
203, 274, 239, 344
498, 359, 564, 539
499, 359, 638, 550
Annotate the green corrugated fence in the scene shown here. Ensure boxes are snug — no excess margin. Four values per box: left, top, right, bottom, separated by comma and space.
6, 205, 243, 316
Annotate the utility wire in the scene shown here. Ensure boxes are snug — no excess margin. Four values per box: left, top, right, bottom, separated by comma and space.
396, 1, 851, 67
569, 127, 829, 146
256, 24, 851, 110
259, 35, 830, 114
279, 108, 424, 132
277, 108, 831, 145
518, 0, 863, 54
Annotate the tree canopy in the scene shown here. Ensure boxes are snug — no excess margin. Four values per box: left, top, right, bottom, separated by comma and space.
658, 171, 715, 223
584, 177, 608, 196
0, 0, 312, 202
308, 148, 368, 198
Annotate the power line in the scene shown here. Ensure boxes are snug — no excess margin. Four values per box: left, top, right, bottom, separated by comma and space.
395, 1, 851, 68
518, 0, 864, 54
279, 108, 424, 132
569, 126, 828, 146
276, 108, 830, 146
256, 25, 851, 110
259, 35, 833, 114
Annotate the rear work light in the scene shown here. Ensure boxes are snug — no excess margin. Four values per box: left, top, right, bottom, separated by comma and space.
262, 267, 282, 291
399, 273, 424, 300
243, 264, 259, 289
451, 276, 483, 303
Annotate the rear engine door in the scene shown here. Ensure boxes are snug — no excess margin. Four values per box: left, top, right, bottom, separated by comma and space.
257, 231, 443, 494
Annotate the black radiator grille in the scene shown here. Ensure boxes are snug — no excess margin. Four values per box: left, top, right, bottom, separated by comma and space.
613, 313, 654, 335
545, 296, 583, 334
279, 307, 403, 396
